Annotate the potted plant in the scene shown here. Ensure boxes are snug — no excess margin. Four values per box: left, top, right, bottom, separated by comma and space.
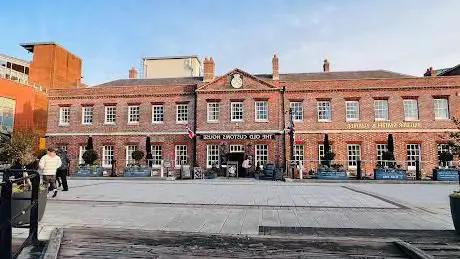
316, 134, 347, 180
75, 149, 103, 177
0, 130, 48, 226
123, 150, 152, 177
450, 191, 460, 234
374, 134, 407, 180
433, 152, 457, 181
206, 162, 218, 179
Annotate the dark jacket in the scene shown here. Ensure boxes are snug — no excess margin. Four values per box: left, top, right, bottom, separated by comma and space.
57, 150, 69, 170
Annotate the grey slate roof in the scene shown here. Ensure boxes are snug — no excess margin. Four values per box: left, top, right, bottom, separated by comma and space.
93, 77, 204, 87
92, 70, 413, 87
255, 70, 413, 81
436, 64, 460, 76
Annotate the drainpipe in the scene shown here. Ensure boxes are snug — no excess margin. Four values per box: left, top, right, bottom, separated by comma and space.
281, 86, 287, 173
192, 87, 198, 179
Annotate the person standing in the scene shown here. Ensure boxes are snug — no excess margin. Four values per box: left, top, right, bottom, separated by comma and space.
56, 148, 69, 191
242, 157, 250, 177
39, 147, 62, 198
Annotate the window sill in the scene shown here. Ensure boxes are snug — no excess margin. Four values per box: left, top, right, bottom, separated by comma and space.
58, 124, 70, 127
293, 120, 303, 123
318, 120, 332, 123
207, 120, 219, 123
176, 121, 188, 124
346, 120, 360, 122
374, 119, 390, 122
231, 120, 244, 123
152, 121, 164, 124
435, 118, 451, 121
127, 122, 140, 125
403, 119, 420, 122
82, 123, 93, 126
255, 120, 269, 123
104, 122, 116, 125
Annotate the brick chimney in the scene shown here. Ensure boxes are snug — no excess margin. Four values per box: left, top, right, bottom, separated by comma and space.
430, 67, 437, 77
203, 57, 215, 82
129, 67, 138, 79
323, 59, 330, 72
272, 54, 279, 80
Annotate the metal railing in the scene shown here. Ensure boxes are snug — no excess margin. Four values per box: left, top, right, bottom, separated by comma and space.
0, 169, 40, 258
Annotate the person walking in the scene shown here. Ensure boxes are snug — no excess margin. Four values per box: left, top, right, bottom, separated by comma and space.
242, 157, 251, 177
39, 147, 62, 198
56, 148, 69, 191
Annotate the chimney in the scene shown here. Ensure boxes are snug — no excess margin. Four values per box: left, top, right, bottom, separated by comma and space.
203, 57, 215, 82
272, 54, 279, 80
323, 59, 330, 72
129, 67, 138, 79
430, 67, 437, 77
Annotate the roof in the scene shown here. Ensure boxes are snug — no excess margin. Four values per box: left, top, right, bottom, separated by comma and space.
255, 70, 414, 81
437, 64, 460, 76
20, 42, 58, 53
93, 77, 204, 87
143, 55, 200, 61
0, 54, 30, 66
93, 69, 414, 88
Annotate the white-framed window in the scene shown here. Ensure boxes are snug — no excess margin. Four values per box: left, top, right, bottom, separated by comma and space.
79, 146, 86, 165
231, 102, 244, 121
207, 102, 220, 122
347, 144, 361, 168
255, 101, 268, 121
434, 98, 449, 120
230, 145, 244, 153
151, 145, 162, 166
104, 106, 116, 124
318, 144, 334, 163
374, 99, 389, 121
290, 102, 303, 121
407, 144, 421, 170
376, 144, 388, 164
294, 145, 304, 166
403, 99, 419, 121
437, 144, 452, 167
128, 105, 140, 123
152, 104, 164, 123
176, 104, 188, 123
206, 145, 220, 168
317, 101, 331, 122
81, 106, 93, 125
102, 145, 114, 167
59, 107, 70, 126
345, 101, 360, 121
255, 144, 268, 166
125, 145, 137, 166
175, 145, 187, 167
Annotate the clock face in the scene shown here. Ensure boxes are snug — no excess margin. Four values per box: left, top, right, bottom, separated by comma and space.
230, 74, 243, 89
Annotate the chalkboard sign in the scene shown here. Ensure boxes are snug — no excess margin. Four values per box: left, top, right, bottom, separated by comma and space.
163, 161, 171, 168
226, 161, 239, 178
181, 165, 191, 179
193, 167, 203, 179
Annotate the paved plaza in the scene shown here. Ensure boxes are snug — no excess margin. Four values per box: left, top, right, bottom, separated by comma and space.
14, 179, 458, 240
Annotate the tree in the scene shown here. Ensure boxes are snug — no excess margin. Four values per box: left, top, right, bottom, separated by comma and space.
145, 136, 153, 166
132, 150, 144, 165
321, 134, 335, 167
448, 118, 460, 156
0, 129, 37, 167
82, 150, 98, 165
387, 134, 394, 153
382, 134, 396, 168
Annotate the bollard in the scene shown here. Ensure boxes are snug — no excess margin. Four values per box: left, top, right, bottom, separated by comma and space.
356, 160, 362, 180
0, 172, 13, 259
415, 159, 421, 180
29, 173, 39, 244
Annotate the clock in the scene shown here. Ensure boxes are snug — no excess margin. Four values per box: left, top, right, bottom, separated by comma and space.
230, 74, 243, 89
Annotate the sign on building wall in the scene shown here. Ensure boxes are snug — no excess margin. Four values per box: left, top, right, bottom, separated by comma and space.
201, 134, 276, 140
346, 122, 420, 130
0, 97, 15, 133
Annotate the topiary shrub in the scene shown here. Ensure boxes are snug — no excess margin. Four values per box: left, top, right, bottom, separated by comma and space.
83, 150, 98, 165
132, 150, 144, 162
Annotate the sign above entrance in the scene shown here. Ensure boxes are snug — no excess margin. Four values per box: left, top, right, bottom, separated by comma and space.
201, 134, 276, 140
346, 122, 421, 130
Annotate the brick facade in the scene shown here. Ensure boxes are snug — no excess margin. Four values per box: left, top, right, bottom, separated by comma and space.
46, 64, 460, 177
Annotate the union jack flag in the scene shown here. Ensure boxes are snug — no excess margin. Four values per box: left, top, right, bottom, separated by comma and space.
185, 124, 195, 139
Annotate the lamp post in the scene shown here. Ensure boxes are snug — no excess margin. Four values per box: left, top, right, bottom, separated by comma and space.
288, 108, 295, 179
247, 143, 253, 176
220, 142, 226, 176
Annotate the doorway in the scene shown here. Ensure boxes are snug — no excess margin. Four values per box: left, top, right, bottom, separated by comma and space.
226, 152, 245, 177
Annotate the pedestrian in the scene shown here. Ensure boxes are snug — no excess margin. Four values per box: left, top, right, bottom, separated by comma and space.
242, 156, 250, 177
56, 148, 69, 191
38, 147, 62, 198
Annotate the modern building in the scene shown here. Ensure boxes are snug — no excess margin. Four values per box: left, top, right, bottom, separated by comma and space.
142, 55, 201, 79
45, 55, 460, 177
0, 42, 82, 142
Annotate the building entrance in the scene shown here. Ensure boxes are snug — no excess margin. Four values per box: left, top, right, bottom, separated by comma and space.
226, 152, 245, 177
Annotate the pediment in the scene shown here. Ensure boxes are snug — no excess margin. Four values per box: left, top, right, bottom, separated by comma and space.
197, 69, 279, 92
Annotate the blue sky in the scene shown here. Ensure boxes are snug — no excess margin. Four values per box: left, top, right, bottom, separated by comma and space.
1, 0, 459, 85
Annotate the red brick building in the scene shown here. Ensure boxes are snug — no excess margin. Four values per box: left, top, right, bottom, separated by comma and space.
46, 56, 460, 177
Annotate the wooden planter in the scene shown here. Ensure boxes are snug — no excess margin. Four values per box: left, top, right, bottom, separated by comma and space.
317, 170, 347, 180
74, 166, 104, 177
11, 189, 47, 227
374, 168, 407, 180
433, 168, 459, 181
123, 167, 152, 177
450, 195, 460, 234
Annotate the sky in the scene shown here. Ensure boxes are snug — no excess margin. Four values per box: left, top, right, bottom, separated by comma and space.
1, 0, 460, 86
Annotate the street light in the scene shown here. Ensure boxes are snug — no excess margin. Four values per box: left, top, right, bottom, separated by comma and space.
288, 108, 295, 179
